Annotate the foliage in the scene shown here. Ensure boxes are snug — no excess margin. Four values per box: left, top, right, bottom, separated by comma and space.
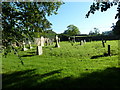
63, 24, 80, 36
86, 0, 120, 36
89, 27, 100, 36
2, 2, 63, 55
44, 30, 57, 39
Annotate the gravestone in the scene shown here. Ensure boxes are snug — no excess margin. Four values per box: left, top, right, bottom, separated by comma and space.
37, 46, 42, 55
22, 41, 28, 51
102, 40, 105, 47
108, 45, 111, 56
84, 39, 86, 44
55, 35, 60, 48
80, 40, 84, 45
28, 41, 33, 49
40, 36, 44, 46
68, 37, 70, 42
58, 38, 60, 43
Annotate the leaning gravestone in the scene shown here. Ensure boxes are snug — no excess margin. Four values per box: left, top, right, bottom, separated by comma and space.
37, 46, 42, 55
22, 41, 28, 51
55, 35, 60, 48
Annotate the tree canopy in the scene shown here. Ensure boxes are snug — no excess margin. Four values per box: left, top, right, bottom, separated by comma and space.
63, 24, 80, 36
89, 27, 100, 36
2, 2, 63, 56
86, 0, 120, 36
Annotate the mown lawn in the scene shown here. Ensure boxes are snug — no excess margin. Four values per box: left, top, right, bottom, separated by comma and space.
2, 40, 120, 88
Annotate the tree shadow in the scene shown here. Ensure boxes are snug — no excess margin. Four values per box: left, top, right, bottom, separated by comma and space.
2, 67, 120, 89
39, 67, 120, 88
2, 69, 63, 89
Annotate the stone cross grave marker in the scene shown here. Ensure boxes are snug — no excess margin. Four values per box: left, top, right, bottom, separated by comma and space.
55, 35, 60, 48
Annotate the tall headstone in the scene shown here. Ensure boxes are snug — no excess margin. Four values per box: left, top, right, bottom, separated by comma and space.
84, 39, 86, 44
22, 41, 28, 51
58, 38, 60, 43
102, 40, 105, 47
55, 35, 60, 48
28, 41, 33, 49
108, 45, 111, 56
40, 36, 44, 46
37, 46, 42, 55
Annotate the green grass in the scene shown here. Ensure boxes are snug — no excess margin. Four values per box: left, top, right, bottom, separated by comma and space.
2, 40, 120, 88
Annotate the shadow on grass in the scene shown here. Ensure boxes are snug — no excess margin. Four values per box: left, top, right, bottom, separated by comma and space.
2, 67, 120, 89
21, 54, 36, 57
91, 53, 110, 59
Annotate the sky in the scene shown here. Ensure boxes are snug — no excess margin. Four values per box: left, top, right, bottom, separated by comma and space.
47, 1, 118, 34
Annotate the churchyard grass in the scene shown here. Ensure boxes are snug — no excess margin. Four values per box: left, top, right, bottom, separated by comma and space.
2, 40, 119, 88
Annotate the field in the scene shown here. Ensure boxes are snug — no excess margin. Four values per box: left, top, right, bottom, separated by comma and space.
2, 40, 120, 88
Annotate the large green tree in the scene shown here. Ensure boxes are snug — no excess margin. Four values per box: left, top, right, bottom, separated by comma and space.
63, 24, 80, 36
86, 0, 120, 36
2, 2, 63, 56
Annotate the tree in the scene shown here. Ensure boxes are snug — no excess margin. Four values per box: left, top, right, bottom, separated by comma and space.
89, 30, 94, 35
63, 24, 80, 36
44, 30, 56, 39
2, 2, 63, 57
86, 0, 120, 36
89, 28, 100, 35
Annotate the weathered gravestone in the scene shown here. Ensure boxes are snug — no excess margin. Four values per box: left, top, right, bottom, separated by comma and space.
40, 36, 44, 46
36, 46, 42, 55
102, 40, 105, 47
80, 40, 84, 45
55, 35, 60, 48
28, 41, 33, 49
22, 41, 28, 51
108, 45, 111, 56
84, 39, 86, 44
58, 38, 60, 43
